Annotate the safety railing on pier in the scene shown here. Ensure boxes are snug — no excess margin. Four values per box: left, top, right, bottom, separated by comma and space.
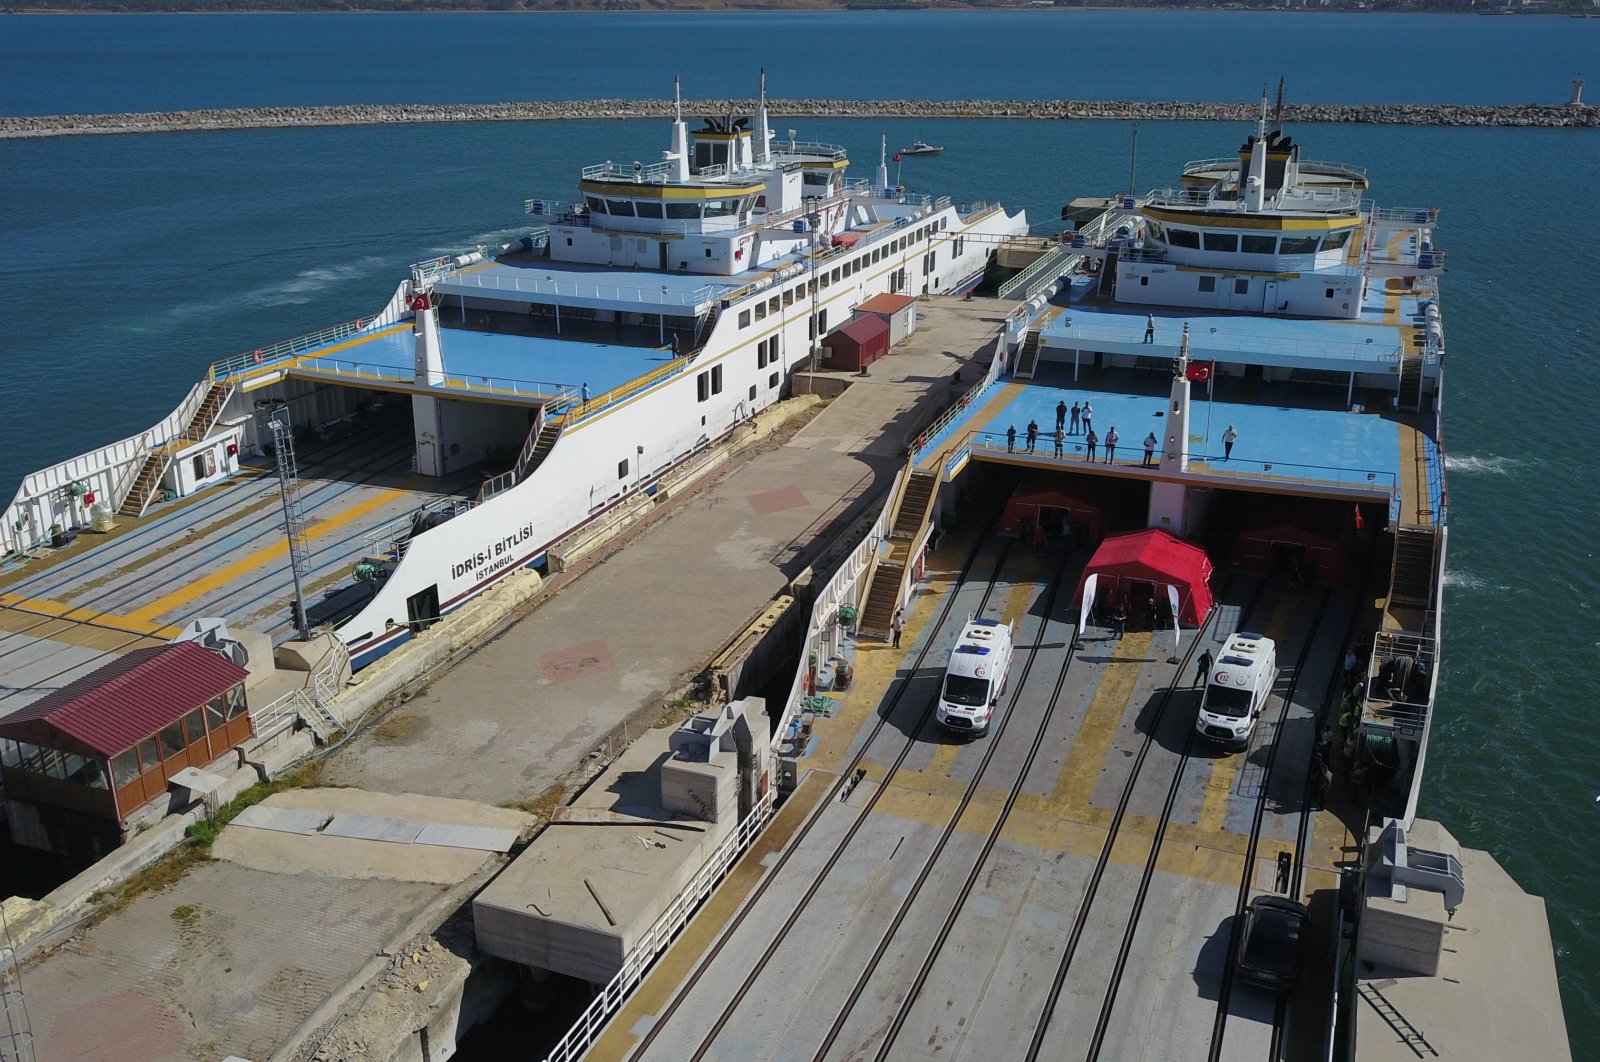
209, 316, 377, 382
539, 786, 777, 1062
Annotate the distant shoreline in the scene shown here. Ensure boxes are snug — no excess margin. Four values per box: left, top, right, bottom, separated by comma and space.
2, 99, 1595, 138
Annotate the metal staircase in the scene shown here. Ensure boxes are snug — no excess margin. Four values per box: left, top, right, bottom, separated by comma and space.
1096, 248, 1120, 299
117, 380, 236, 518
1397, 353, 1423, 412
1389, 524, 1438, 608
1013, 329, 1043, 380
860, 471, 939, 637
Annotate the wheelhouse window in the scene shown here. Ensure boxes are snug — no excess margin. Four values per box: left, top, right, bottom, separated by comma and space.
738, 309, 752, 328
1323, 229, 1353, 251
635, 200, 664, 219
1279, 235, 1322, 255
1234, 278, 1249, 295
704, 198, 739, 219
1241, 234, 1277, 254
607, 199, 636, 217
1203, 232, 1239, 253
585, 196, 610, 214
665, 202, 700, 221
1167, 228, 1200, 249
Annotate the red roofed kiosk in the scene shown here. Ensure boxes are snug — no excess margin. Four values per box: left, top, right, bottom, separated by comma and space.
854, 292, 918, 345
820, 314, 890, 372
0, 642, 251, 858
1071, 528, 1214, 627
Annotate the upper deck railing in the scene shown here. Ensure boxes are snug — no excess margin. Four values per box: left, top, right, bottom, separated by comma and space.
777, 140, 848, 162
209, 316, 378, 382
1051, 318, 1403, 364
440, 269, 719, 311
943, 428, 1400, 500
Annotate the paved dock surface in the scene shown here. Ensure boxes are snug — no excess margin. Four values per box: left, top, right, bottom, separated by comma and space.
597, 525, 1363, 1061
320, 299, 1010, 809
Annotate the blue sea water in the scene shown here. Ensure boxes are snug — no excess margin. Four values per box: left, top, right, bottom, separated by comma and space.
2, 12, 1599, 1052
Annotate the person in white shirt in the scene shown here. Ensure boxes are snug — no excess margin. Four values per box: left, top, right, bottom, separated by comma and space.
1222, 424, 1238, 460
1104, 427, 1119, 463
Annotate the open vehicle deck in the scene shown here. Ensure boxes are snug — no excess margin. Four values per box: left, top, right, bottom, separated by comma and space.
595, 520, 1369, 1061
0, 426, 472, 720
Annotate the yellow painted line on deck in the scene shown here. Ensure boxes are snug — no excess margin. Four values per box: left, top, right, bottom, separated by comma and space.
915, 555, 1043, 785
123, 486, 412, 625
1196, 592, 1298, 837
585, 771, 833, 1062
1050, 631, 1153, 810
0, 594, 181, 639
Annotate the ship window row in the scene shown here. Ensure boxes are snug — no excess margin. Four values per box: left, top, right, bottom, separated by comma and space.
1163, 227, 1351, 255
696, 365, 723, 402
583, 195, 757, 221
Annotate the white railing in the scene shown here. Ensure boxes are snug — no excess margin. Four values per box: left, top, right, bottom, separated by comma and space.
438, 270, 717, 310
582, 159, 673, 182
209, 316, 377, 382
1049, 319, 1403, 365
774, 470, 902, 743
363, 497, 475, 560
249, 688, 310, 742
997, 242, 1079, 301
779, 140, 848, 161
0, 378, 209, 556
298, 357, 575, 402
540, 787, 777, 1062
1369, 204, 1439, 225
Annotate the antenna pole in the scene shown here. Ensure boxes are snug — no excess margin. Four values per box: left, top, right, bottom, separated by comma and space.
1128, 121, 1139, 196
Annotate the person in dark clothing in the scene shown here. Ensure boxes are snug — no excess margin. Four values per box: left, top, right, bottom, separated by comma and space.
1069, 402, 1081, 435
1006, 424, 1017, 452
1055, 400, 1067, 431
1026, 419, 1039, 452
1084, 429, 1098, 461
1196, 648, 1214, 686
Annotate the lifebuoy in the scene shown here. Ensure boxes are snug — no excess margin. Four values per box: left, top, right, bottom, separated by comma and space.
252, 350, 263, 365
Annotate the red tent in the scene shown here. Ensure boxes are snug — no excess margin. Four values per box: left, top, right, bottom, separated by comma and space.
997, 477, 1107, 544
1230, 521, 1346, 585
1071, 529, 1214, 627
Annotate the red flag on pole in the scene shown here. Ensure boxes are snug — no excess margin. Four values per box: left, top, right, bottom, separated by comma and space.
1353, 504, 1364, 531
1185, 360, 1214, 383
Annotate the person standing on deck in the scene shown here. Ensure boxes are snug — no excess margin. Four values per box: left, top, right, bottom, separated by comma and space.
581, 382, 590, 404
1056, 400, 1068, 432
1054, 426, 1065, 457
1081, 402, 1094, 435
1104, 427, 1119, 463
891, 608, 905, 649
1222, 424, 1238, 460
1144, 313, 1156, 343
1070, 401, 1081, 435
1143, 431, 1158, 467
1085, 429, 1098, 461
1196, 648, 1214, 687
1007, 424, 1017, 452
1026, 420, 1039, 453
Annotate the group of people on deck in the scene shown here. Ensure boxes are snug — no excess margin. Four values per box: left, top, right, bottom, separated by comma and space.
1004, 398, 1162, 468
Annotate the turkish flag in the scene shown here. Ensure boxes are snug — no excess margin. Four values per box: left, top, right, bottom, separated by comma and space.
1185, 360, 1214, 383
1354, 504, 1365, 531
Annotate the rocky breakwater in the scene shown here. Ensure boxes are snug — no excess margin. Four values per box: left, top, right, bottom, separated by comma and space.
2, 98, 1596, 138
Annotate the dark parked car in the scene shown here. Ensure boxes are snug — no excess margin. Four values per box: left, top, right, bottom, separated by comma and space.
1235, 895, 1311, 991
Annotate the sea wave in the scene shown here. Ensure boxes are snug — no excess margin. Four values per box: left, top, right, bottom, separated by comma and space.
428, 226, 535, 254
163, 256, 391, 321
1445, 453, 1518, 475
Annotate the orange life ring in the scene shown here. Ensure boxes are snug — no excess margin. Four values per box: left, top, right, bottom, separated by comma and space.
252, 350, 263, 365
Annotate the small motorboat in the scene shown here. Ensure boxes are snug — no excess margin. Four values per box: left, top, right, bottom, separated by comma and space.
900, 141, 944, 156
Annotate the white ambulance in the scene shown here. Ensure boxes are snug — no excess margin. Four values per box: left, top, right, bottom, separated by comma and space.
1194, 632, 1279, 750
936, 616, 1015, 736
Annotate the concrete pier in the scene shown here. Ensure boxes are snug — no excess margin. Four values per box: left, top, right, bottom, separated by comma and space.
2, 98, 1596, 140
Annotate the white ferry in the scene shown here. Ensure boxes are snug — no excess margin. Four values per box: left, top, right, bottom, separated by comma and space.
0, 76, 1026, 672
